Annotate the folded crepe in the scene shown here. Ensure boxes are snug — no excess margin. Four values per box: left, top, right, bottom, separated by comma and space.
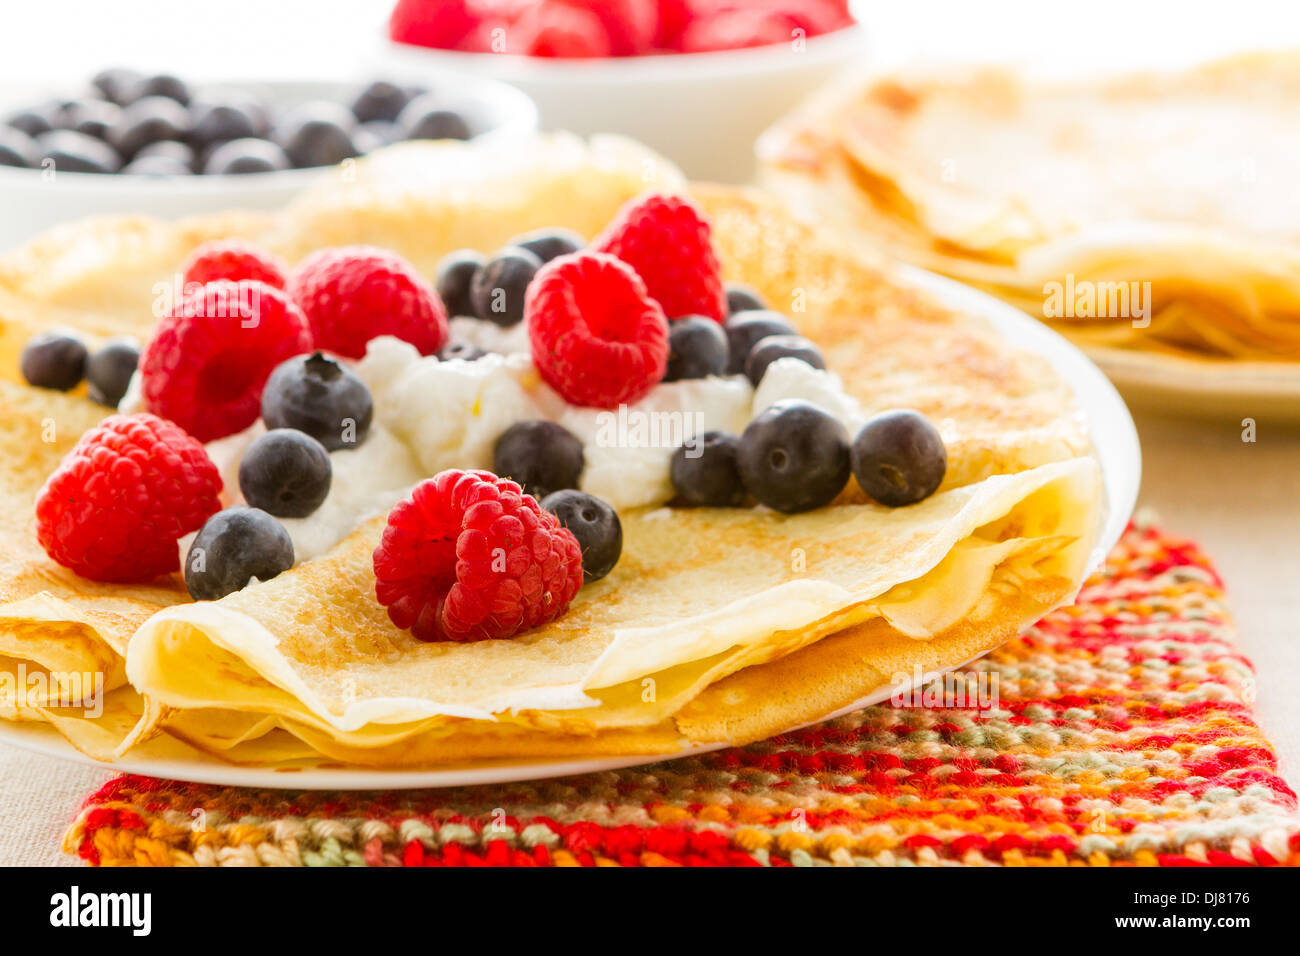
0, 135, 1102, 769
759, 51, 1300, 372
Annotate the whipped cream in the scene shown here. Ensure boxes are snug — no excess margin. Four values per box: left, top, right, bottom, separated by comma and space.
447, 316, 532, 356
166, 332, 865, 571
356, 335, 864, 512
182, 421, 422, 567
752, 357, 865, 433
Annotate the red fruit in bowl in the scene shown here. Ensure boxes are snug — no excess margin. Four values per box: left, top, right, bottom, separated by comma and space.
554, 0, 656, 55
515, 1, 614, 58
679, 8, 800, 52
388, 0, 477, 50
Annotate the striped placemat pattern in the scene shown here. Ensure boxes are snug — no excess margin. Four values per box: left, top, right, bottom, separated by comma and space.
64, 517, 1300, 866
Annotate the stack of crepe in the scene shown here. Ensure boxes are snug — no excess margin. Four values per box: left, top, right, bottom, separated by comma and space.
0, 135, 1102, 769
759, 52, 1300, 406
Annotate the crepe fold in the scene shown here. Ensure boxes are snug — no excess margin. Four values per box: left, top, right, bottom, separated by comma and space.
0, 135, 1102, 768
759, 51, 1300, 365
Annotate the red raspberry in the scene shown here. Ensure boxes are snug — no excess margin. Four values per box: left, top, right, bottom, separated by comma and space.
288, 246, 449, 360
35, 413, 222, 583
388, 0, 477, 49
181, 239, 288, 290
554, 0, 656, 55
373, 470, 585, 643
593, 192, 727, 322
654, 0, 693, 48
515, 2, 613, 57
679, 9, 799, 52
141, 280, 313, 443
526, 251, 669, 408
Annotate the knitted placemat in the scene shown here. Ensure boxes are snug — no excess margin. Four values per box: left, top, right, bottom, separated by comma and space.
63, 517, 1300, 867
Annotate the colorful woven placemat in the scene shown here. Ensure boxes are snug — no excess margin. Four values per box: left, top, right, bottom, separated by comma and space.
63, 517, 1300, 867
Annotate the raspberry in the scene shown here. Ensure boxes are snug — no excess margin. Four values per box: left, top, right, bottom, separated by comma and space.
515, 2, 613, 57
141, 280, 313, 443
35, 413, 222, 583
593, 193, 727, 322
388, 0, 477, 49
679, 9, 799, 52
526, 251, 669, 408
288, 246, 448, 360
373, 470, 584, 643
654, 0, 693, 48
554, 0, 655, 55
181, 239, 288, 290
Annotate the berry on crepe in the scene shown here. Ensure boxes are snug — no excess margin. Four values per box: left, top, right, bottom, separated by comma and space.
140, 279, 313, 443
182, 239, 288, 290
35, 413, 221, 582
526, 250, 669, 408
593, 192, 728, 322
288, 246, 448, 359
372, 470, 585, 643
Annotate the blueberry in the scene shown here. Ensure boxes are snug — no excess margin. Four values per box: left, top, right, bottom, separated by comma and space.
20, 332, 87, 390
399, 95, 472, 141
0, 126, 38, 167
185, 507, 294, 600
664, 315, 728, 382
124, 73, 191, 107
494, 420, 584, 501
726, 282, 766, 315
261, 352, 373, 451
350, 80, 413, 124
190, 101, 263, 149
434, 249, 485, 318
203, 137, 290, 175
61, 100, 122, 140
238, 428, 333, 518
110, 95, 191, 160
508, 228, 584, 263
85, 339, 140, 406
274, 102, 358, 168
737, 400, 851, 513
121, 154, 192, 176
670, 430, 746, 507
36, 130, 121, 173
724, 310, 796, 375
851, 410, 948, 508
6, 103, 58, 138
90, 68, 144, 106
540, 490, 622, 583
744, 334, 826, 385
470, 247, 541, 327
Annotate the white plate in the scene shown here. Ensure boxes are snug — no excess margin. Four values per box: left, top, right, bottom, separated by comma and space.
0, 268, 1140, 790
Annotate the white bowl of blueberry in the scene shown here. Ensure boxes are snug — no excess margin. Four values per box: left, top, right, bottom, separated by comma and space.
0, 68, 538, 250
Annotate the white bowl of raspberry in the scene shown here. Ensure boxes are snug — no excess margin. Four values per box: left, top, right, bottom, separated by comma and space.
375, 0, 867, 182
0, 71, 538, 251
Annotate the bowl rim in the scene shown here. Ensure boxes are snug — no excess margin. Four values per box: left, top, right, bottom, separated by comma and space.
382, 22, 867, 84
0, 73, 538, 192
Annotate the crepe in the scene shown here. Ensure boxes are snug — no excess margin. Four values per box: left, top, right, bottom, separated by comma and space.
0, 134, 1102, 768
759, 51, 1300, 366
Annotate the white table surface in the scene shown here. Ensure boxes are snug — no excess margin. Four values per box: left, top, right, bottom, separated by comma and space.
4, 0, 1300, 868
